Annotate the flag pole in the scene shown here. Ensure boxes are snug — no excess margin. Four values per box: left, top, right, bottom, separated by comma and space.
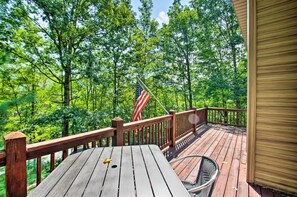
137, 76, 169, 114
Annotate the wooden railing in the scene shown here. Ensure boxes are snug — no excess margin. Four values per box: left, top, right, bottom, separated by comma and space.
207, 107, 247, 127
176, 108, 207, 140
0, 107, 245, 196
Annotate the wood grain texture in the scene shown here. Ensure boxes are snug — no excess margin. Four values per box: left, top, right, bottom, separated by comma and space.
4, 132, 27, 197
29, 151, 82, 197
82, 147, 113, 197
119, 146, 135, 197
172, 126, 297, 197
141, 145, 172, 197
64, 148, 103, 197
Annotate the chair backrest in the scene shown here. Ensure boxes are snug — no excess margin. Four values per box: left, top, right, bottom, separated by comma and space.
193, 156, 219, 197
169, 154, 219, 197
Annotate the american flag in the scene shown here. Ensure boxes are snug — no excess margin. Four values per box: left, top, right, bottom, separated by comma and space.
132, 81, 150, 121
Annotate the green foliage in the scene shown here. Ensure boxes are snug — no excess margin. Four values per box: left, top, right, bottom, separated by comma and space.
0, 0, 246, 144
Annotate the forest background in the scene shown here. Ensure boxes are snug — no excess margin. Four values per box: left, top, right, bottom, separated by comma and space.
0, 0, 246, 149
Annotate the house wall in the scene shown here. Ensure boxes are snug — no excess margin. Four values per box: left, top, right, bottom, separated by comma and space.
247, 0, 297, 193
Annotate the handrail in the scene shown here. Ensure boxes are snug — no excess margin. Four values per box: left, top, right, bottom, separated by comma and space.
176, 109, 195, 116
123, 115, 172, 132
207, 107, 247, 127
27, 127, 115, 159
207, 107, 246, 112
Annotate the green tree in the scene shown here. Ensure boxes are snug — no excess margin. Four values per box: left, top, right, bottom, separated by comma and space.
2, 0, 104, 136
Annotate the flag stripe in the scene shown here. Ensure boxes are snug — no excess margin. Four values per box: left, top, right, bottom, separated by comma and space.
132, 82, 150, 122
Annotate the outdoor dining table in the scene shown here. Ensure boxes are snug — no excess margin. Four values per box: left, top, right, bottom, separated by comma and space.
29, 144, 190, 197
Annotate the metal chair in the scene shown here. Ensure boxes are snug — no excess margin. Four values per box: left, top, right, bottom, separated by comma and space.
169, 155, 219, 197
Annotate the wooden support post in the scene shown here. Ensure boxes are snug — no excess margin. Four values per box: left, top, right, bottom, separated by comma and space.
224, 108, 228, 125
112, 117, 124, 146
205, 106, 208, 125
4, 132, 27, 197
169, 110, 176, 147
192, 107, 197, 133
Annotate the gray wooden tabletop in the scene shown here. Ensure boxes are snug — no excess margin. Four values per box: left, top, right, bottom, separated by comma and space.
29, 145, 190, 197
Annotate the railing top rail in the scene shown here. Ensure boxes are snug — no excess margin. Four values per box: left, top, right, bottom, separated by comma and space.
176, 108, 206, 117
26, 127, 115, 159
207, 107, 246, 112
176, 109, 195, 116
123, 115, 172, 132
0, 150, 6, 167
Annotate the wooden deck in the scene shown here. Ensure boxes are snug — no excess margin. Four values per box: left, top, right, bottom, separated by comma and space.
170, 125, 295, 197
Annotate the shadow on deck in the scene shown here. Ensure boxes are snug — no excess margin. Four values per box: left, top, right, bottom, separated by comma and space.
166, 125, 295, 197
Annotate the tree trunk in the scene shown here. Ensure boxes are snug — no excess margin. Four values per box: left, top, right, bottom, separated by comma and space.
63, 67, 71, 137
185, 58, 193, 109
113, 60, 117, 117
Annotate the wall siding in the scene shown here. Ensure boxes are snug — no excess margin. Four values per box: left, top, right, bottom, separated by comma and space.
254, 0, 297, 193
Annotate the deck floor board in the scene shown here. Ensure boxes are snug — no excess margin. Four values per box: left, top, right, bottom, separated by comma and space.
170, 125, 295, 197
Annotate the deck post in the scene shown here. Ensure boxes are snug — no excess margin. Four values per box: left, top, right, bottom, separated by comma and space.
169, 110, 176, 147
4, 132, 27, 197
205, 106, 208, 125
192, 107, 197, 133
112, 117, 124, 146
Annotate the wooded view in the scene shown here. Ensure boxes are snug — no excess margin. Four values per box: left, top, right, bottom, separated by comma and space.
0, 0, 246, 148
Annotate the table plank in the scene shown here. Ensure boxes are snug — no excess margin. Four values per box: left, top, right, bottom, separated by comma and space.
83, 147, 113, 196
119, 146, 135, 197
149, 145, 190, 197
47, 148, 94, 197
29, 151, 82, 197
132, 145, 154, 197
101, 146, 122, 197
141, 145, 172, 197
64, 148, 103, 197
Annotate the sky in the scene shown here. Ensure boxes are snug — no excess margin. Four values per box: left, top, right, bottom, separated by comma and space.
131, 0, 190, 25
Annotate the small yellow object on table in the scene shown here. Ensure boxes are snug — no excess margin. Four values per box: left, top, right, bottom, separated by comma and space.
103, 158, 112, 164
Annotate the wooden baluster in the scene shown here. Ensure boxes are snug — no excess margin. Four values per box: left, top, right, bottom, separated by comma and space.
169, 110, 176, 147
192, 108, 197, 133
146, 127, 150, 144
99, 139, 103, 147
62, 149, 68, 160
107, 137, 111, 146
74, 146, 78, 152
137, 129, 141, 144
161, 122, 163, 146
92, 141, 96, 148
37, 156, 42, 185
205, 106, 208, 125
157, 123, 160, 146
152, 124, 155, 144
127, 131, 131, 145
141, 128, 145, 145
133, 130, 135, 145
50, 153, 55, 172
166, 121, 169, 144
4, 132, 27, 197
